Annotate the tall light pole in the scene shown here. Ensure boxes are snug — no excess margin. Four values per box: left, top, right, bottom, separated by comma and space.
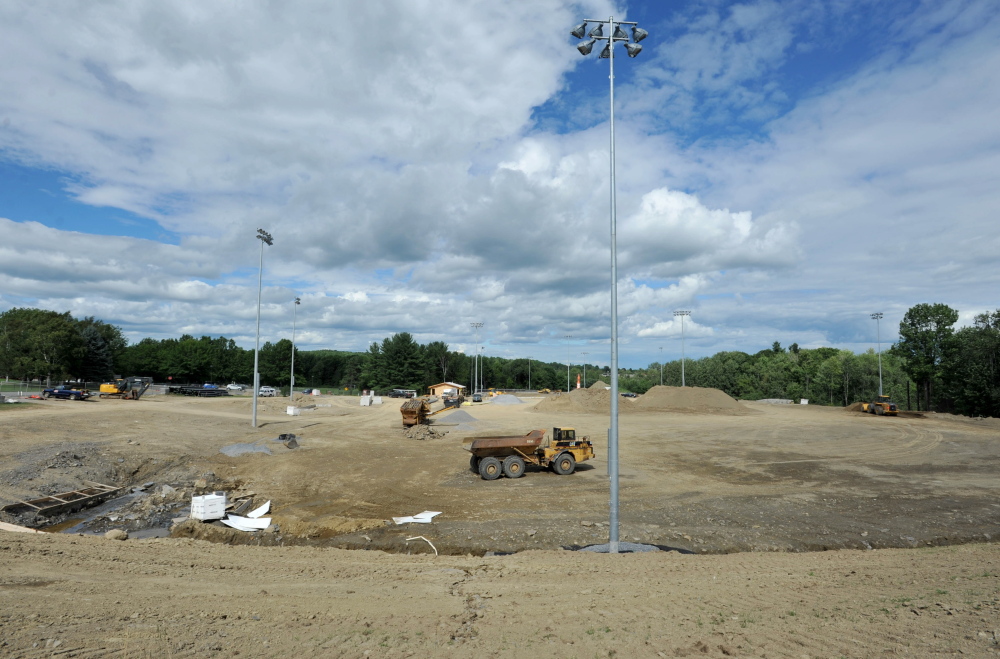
674, 310, 691, 387
871, 312, 884, 396
581, 351, 590, 388
564, 335, 573, 392
252, 228, 273, 428
659, 346, 663, 386
471, 322, 483, 394
572, 15, 647, 554
527, 356, 532, 391
289, 297, 300, 398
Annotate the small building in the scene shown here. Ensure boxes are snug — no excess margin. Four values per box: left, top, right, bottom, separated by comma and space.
427, 382, 467, 398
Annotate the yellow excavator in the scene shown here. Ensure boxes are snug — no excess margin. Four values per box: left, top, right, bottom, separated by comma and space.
99, 377, 153, 400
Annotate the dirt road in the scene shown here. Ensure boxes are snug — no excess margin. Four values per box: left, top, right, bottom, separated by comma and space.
1, 391, 999, 656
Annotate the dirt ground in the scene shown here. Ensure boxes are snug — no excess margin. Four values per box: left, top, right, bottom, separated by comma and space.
1, 391, 999, 657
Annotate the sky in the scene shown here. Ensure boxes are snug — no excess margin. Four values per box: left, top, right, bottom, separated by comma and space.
1, 0, 998, 368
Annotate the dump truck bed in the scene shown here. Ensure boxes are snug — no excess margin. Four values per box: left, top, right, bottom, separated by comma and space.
463, 429, 546, 454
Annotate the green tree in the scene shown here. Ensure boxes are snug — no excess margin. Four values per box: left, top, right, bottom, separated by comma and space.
895, 303, 959, 411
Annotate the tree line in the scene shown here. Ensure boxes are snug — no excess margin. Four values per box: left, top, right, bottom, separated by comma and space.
1, 303, 997, 417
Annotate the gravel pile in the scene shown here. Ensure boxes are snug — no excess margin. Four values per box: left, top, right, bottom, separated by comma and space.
491, 394, 523, 405
219, 443, 272, 457
439, 409, 477, 423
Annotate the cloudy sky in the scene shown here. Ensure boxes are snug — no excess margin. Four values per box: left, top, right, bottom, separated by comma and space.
1, 0, 998, 367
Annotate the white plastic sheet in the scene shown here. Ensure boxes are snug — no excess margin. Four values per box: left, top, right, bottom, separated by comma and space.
392, 511, 441, 525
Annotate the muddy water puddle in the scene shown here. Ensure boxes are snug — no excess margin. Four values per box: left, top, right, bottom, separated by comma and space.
40, 490, 182, 539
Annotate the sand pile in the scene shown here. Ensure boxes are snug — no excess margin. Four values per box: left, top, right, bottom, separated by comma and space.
633, 386, 750, 415
844, 402, 865, 412
589, 380, 609, 389
533, 386, 635, 414
491, 394, 523, 405
437, 409, 477, 423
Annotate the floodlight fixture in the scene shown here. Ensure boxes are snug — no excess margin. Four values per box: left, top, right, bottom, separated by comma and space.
624, 42, 643, 58
631, 26, 648, 42
571, 22, 587, 39
577, 38, 596, 56
571, 14, 649, 555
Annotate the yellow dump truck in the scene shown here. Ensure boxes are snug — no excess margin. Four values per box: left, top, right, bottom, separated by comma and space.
463, 427, 595, 480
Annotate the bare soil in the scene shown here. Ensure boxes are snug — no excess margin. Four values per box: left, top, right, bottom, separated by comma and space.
1, 392, 999, 657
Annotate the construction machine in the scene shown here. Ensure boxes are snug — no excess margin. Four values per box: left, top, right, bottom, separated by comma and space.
464, 427, 595, 480
99, 377, 153, 400
860, 394, 898, 416
400, 396, 464, 426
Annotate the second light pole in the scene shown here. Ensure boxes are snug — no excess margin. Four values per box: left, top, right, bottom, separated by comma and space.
572, 15, 648, 554
871, 312, 884, 396
289, 297, 300, 398
674, 310, 691, 387
252, 228, 273, 428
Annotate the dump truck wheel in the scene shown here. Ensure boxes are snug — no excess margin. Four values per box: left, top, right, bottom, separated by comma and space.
552, 452, 576, 475
469, 455, 480, 473
502, 455, 525, 479
478, 457, 502, 481
876, 406, 883, 416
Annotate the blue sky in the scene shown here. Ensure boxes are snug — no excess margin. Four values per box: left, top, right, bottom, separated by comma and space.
1, 0, 998, 368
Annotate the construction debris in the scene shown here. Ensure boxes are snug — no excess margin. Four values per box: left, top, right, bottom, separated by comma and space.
392, 511, 441, 525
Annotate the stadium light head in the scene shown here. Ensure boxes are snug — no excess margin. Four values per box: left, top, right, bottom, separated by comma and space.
256, 228, 274, 246
589, 23, 604, 38
632, 26, 648, 42
624, 42, 643, 58
570, 22, 587, 39
612, 25, 628, 40
577, 38, 596, 56
599, 43, 611, 58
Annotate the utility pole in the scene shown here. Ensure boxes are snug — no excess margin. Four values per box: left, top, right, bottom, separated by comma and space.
470, 322, 483, 394
871, 312, 884, 396
289, 297, 300, 398
564, 335, 573, 392
252, 228, 273, 428
581, 352, 589, 388
658, 346, 663, 386
674, 310, 691, 387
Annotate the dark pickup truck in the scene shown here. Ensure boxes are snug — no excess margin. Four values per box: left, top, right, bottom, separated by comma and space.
42, 385, 92, 401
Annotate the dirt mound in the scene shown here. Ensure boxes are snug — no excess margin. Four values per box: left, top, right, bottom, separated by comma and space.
589, 380, 608, 389
491, 394, 523, 405
438, 409, 477, 423
634, 386, 751, 415
845, 402, 865, 412
533, 386, 635, 414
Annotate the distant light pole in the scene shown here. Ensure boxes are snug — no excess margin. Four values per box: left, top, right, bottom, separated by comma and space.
564, 335, 573, 391
527, 356, 532, 391
659, 346, 663, 386
252, 228, 273, 428
581, 352, 590, 388
674, 310, 691, 387
871, 312, 884, 396
571, 14, 647, 555
471, 322, 483, 394
289, 297, 300, 398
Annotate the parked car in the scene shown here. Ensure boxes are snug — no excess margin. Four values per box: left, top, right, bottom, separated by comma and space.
620, 392, 639, 398
472, 393, 483, 402
226, 383, 245, 391
258, 386, 277, 397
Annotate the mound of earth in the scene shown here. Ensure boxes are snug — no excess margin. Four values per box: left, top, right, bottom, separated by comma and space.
589, 380, 608, 389
633, 386, 752, 415
437, 409, 477, 423
844, 402, 865, 412
533, 386, 636, 414
491, 394, 523, 405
